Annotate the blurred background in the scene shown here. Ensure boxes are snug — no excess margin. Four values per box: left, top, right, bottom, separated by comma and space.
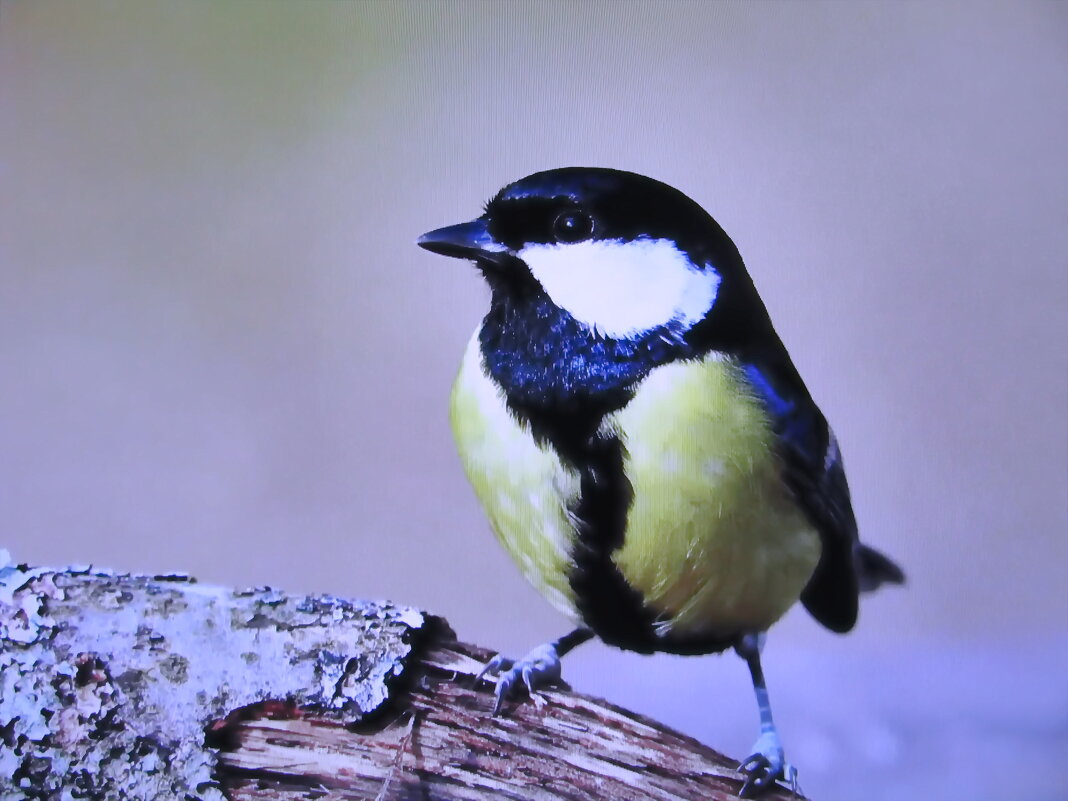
2, 2, 1065, 799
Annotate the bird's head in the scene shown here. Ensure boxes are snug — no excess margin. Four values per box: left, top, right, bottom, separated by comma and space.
418, 167, 749, 344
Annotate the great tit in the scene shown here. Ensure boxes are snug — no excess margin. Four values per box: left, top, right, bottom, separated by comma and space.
418, 167, 904, 797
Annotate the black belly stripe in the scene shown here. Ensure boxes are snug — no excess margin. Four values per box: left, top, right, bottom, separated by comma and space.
516, 403, 744, 657
514, 407, 661, 653
481, 291, 746, 655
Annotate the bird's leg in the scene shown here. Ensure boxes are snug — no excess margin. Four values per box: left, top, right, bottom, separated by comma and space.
474, 627, 593, 714
734, 632, 799, 798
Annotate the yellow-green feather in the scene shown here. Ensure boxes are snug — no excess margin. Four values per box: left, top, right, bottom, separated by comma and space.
449, 331, 582, 619
607, 355, 820, 639
450, 330, 821, 641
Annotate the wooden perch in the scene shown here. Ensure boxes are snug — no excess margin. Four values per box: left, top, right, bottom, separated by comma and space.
0, 557, 803, 801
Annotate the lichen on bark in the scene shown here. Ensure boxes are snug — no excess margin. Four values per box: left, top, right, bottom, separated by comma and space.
0, 551, 424, 801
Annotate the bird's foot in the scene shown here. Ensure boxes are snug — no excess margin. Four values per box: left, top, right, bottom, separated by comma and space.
473, 642, 564, 714
738, 730, 799, 798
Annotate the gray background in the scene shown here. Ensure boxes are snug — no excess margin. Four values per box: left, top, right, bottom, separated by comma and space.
2, 2, 1066, 799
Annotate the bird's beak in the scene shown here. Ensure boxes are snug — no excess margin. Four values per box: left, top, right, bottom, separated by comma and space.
417, 219, 510, 267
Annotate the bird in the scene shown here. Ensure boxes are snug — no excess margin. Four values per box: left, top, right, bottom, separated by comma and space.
417, 167, 904, 797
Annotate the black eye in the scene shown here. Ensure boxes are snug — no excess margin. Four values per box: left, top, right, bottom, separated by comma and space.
551, 211, 594, 244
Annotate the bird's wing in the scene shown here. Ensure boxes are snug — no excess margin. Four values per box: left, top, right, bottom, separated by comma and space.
738, 355, 861, 633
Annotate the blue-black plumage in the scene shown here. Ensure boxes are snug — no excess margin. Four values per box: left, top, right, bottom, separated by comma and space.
419, 167, 904, 797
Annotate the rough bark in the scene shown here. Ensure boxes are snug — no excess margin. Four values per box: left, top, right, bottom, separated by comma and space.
0, 556, 802, 801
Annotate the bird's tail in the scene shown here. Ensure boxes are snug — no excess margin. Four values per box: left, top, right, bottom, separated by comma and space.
856, 544, 905, 592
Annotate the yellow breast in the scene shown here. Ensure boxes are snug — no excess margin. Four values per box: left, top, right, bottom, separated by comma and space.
449, 331, 582, 619
607, 356, 820, 640
449, 330, 821, 644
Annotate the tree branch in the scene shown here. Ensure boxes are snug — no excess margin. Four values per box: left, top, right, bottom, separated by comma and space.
0, 557, 802, 800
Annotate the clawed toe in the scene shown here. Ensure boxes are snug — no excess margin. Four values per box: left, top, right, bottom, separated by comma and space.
738, 752, 779, 797
473, 654, 513, 686
473, 643, 563, 714
737, 728, 798, 797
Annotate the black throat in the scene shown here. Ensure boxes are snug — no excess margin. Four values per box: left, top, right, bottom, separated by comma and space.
479, 290, 696, 652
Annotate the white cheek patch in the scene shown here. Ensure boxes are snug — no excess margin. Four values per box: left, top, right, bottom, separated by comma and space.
518, 238, 720, 339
